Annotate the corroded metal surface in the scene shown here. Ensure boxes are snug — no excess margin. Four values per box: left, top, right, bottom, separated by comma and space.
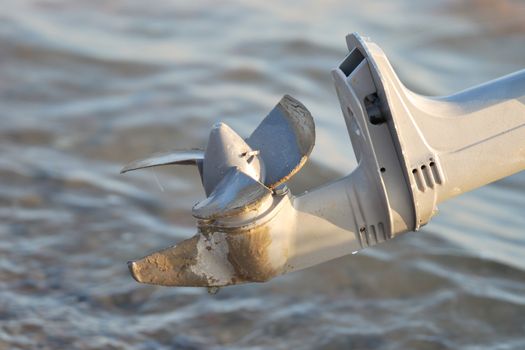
225, 225, 278, 283
129, 194, 294, 287
128, 236, 208, 287
128, 225, 286, 287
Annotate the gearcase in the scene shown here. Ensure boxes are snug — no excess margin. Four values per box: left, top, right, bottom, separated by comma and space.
122, 33, 525, 287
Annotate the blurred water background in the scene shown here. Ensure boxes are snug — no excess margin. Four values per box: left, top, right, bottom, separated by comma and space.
1, 0, 525, 349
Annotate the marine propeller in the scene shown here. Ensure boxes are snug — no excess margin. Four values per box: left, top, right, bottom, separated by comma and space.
122, 94, 315, 286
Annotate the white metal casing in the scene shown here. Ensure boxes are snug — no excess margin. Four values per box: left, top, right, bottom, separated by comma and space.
126, 33, 525, 287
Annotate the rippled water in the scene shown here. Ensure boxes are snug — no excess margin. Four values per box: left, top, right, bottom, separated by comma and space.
1, 0, 525, 349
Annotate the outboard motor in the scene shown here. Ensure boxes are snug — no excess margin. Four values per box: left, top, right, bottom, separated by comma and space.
121, 33, 525, 287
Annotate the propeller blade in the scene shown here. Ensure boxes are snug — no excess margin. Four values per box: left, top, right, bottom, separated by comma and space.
121, 149, 204, 174
202, 122, 265, 196
192, 167, 272, 220
247, 95, 315, 188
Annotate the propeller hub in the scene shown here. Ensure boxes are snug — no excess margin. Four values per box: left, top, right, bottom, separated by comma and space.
202, 122, 265, 196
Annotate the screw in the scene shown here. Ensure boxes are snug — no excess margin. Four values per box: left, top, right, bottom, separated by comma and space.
274, 186, 289, 196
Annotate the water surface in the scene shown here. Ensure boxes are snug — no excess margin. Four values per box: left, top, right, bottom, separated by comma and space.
1, 0, 524, 349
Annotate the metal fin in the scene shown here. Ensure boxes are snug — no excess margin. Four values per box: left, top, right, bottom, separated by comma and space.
120, 149, 204, 174
128, 235, 215, 287
202, 122, 265, 196
247, 95, 315, 188
128, 233, 239, 287
193, 167, 272, 220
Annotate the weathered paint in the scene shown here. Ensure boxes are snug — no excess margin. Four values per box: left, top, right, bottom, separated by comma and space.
128, 236, 208, 287
128, 223, 286, 287
225, 225, 277, 282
